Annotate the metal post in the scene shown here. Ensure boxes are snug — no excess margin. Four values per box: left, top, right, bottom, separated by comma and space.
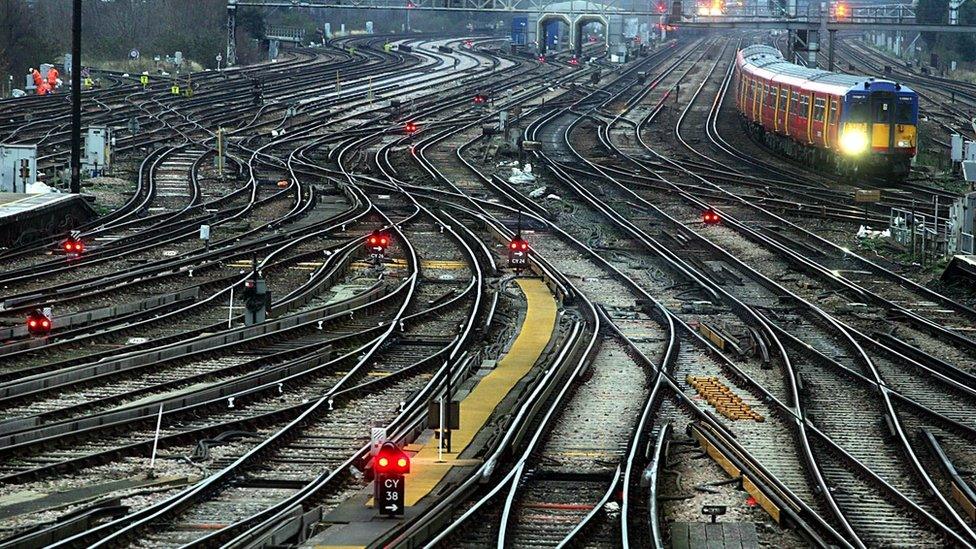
227, 0, 237, 66
149, 403, 164, 476
216, 127, 225, 178
228, 287, 234, 328
437, 395, 445, 462
446, 360, 452, 453
828, 30, 836, 71
70, 0, 82, 194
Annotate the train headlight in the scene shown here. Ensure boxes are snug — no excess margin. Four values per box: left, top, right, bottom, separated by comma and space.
897, 139, 911, 148
839, 129, 868, 155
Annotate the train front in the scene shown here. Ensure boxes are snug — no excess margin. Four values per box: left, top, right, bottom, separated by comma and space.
837, 80, 918, 178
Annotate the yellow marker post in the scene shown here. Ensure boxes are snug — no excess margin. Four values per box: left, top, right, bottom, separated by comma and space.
140, 74, 149, 88
171, 85, 180, 95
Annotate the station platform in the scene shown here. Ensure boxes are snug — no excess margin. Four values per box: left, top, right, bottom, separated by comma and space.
404, 277, 558, 505
306, 278, 558, 548
0, 193, 96, 247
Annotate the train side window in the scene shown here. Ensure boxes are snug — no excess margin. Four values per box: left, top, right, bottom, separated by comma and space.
829, 100, 838, 123
779, 88, 788, 110
790, 91, 800, 115
798, 95, 809, 118
813, 97, 826, 122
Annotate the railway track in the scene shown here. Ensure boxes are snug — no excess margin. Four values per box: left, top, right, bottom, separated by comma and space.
4, 31, 976, 549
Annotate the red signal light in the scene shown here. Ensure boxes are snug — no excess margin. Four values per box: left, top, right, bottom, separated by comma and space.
702, 209, 720, 225
375, 442, 410, 474
62, 238, 84, 254
538, 55, 546, 63
510, 242, 518, 250
405, 121, 418, 134
27, 310, 51, 336
367, 230, 391, 251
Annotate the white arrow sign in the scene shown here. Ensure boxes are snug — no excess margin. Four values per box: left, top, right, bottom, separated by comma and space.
385, 504, 399, 512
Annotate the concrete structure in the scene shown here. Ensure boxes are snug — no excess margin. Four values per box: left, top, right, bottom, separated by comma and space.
526, 1, 624, 56
0, 193, 96, 247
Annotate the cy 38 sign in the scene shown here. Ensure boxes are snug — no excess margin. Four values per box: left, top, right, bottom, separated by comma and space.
378, 475, 404, 516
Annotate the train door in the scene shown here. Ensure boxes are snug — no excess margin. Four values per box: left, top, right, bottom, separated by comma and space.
811, 94, 826, 145
776, 85, 789, 133
788, 90, 800, 140
764, 84, 775, 128
752, 78, 762, 122
871, 91, 896, 153
827, 98, 839, 149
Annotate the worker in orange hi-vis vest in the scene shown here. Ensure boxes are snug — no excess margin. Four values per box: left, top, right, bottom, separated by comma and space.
30, 68, 43, 88
47, 66, 60, 90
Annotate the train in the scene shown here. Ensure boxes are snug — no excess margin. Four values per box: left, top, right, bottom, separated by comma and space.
734, 44, 918, 180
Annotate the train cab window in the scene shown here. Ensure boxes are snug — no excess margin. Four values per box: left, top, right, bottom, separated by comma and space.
874, 101, 892, 123
846, 96, 870, 122
813, 96, 826, 122
896, 97, 915, 124
790, 91, 800, 115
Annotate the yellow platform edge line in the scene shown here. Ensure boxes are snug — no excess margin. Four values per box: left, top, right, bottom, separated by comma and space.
403, 278, 557, 506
